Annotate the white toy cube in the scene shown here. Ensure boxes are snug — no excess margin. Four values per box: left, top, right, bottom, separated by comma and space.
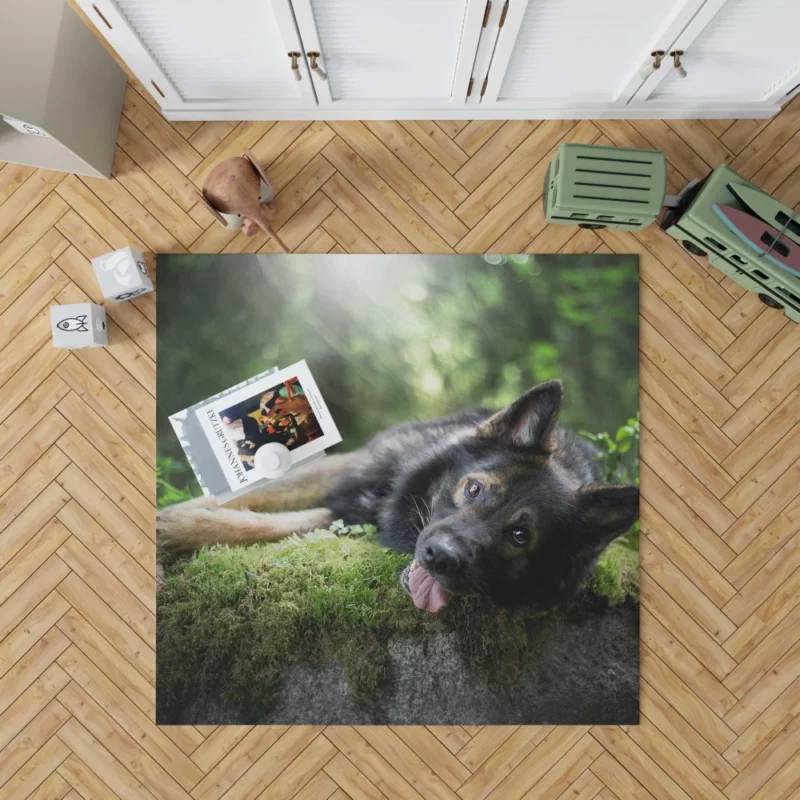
91, 246, 154, 302
51, 303, 108, 349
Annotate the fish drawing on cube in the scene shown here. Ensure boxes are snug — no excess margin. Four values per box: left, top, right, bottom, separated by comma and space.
92, 246, 154, 302
51, 302, 108, 349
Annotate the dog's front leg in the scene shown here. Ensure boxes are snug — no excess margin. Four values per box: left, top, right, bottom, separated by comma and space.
157, 507, 334, 552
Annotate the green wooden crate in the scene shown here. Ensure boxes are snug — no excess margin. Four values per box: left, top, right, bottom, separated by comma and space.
544, 143, 666, 231
661, 164, 800, 322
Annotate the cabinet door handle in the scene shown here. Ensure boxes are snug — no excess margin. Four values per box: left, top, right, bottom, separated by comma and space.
288, 52, 302, 81
640, 50, 664, 81
92, 4, 113, 29
307, 52, 328, 81
670, 50, 687, 79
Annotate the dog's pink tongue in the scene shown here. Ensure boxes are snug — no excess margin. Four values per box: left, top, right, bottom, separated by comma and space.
408, 563, 450, 613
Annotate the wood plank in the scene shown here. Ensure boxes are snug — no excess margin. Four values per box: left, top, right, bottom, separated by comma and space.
190, 727, 288, 800
321, 172, 416, 254
116, 115, 200, 211
400, 121, 469, 174
324, 727, 425, 800
0, 732, 70, 800
0, 169, 65, 242
640, 645, 736, 752
258, 121, 334, 188
454, 121, 505, 156
323, 752, 387, 800
0, 482, 70, 572
111, 147, 203, 248
56, 607, 154, 716
187, 122, 238, 157
640, 356, 735, 463
364, 121, 468, 210
323, 134, 453, 252
57, 681, 193, 800
454, 121, 539, 192
56, 536, 153, 644
0, 162, 36, 206
0, 700, 69, 786
56, 497, 154, 611
641, 607, 737, 717
601, 228, 735, 352
0, 446, 69, 536
723, 545, 800, 659
641, 501, 735, 609
0, 192, 68, 278
0, 263, 69, 346
330, 122, 469, 245
458, 728, 552, 800
641, 572, 737, 682
56, 462, 154, 565
638, 680, 737, 790
123, 84, 202, 175
641, 285, 736, 391
256, 732, 336, 799
0, 228, 68, 316
56, 571, 154, 684
454, 120, 575, 230
57, 646, 203, 790
721, 349, 800, 444
56, 719, 157, 800
642, 537, 736, 644
723, 641, 800, 734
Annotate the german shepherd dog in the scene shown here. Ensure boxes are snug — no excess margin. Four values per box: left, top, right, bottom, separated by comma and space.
157, 381, 639, 611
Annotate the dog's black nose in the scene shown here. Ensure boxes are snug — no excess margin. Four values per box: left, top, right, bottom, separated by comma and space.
423, 538, 462, 576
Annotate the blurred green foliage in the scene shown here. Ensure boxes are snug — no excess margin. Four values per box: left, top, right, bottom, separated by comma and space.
157, 254, 639, 498
582, 413, 640, 485
156, 457, 197, 508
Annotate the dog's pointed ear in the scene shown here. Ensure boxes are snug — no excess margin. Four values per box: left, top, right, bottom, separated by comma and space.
479, 380, 562, 450
576, 485, 639, 549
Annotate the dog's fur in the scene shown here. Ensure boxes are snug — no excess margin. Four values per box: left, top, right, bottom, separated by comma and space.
158, 381, 639, 607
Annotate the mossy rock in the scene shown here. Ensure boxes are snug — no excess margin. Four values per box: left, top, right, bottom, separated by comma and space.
157, 524, 639, 724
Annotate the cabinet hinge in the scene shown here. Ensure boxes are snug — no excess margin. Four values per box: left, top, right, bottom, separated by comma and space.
499, 0, 509, 28
482, 1, 492, 28
467, 77, 474, 97
480, 77, 488, 97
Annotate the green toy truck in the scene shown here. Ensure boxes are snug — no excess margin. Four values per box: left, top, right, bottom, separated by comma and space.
543, 143, 667, 231
660, 165, 800, 322
543, 142, 799, 323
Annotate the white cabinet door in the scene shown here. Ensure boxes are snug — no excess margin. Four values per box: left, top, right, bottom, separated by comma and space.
75, 0, 316, 112
480, 0, 707, 110
632, 0, 800, 109
290, 0, 487, 109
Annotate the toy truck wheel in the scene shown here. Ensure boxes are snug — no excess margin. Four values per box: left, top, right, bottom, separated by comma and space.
758, 293, 784, 310
682, 240, 707, 257
578, 223, 606, 229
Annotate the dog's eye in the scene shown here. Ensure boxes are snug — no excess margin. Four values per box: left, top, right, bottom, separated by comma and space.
465, 480, 482, 498
508, 527, 529, 546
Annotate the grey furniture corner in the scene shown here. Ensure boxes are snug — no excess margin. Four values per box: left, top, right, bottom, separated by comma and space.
0, 0, 127, 179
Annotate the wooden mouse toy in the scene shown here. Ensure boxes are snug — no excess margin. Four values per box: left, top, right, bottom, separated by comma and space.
195, 149, 289, 252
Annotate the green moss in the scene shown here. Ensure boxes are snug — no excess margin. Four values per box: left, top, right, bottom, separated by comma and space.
158, 524, 638, 721
588, 542, 640, 605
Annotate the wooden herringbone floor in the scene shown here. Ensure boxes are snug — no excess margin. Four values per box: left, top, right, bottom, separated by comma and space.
2, 71, 800, 798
